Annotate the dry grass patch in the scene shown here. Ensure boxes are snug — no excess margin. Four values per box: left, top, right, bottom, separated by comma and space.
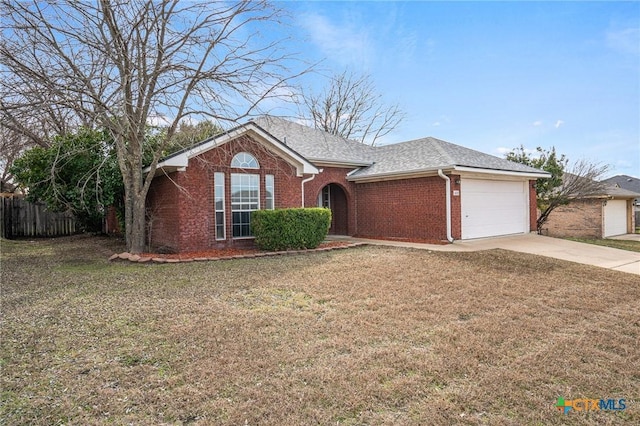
564, 237, 640, 253
1, 235, 639, 425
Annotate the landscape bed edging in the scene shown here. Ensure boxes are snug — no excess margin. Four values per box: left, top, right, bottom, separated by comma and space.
108, 242, 367, 264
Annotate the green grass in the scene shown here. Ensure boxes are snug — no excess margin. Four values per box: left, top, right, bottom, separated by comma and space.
564, 236, 640, 252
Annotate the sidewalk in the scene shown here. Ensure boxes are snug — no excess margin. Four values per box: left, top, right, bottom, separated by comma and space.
328, 234, 640, 276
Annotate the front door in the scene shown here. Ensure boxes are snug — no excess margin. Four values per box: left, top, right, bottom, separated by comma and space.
319, 184, 348, 235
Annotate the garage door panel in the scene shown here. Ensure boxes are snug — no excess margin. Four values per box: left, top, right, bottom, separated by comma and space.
604, 200, 627, 237
461, 179, 528, 240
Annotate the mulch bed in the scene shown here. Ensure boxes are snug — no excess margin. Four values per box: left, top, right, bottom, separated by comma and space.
109, 240, 359, 264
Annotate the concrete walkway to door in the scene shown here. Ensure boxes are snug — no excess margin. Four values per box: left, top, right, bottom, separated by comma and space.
329, 233, 640, 276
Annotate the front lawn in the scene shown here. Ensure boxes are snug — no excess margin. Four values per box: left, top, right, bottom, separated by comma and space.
1, 236, 638, 425
564, 237, 640, 253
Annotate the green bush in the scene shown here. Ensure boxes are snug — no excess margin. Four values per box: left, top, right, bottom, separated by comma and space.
251, 208, 332, 251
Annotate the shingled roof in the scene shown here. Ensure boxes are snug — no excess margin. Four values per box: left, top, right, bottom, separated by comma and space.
252, 116, 375, 166
252, 116, 548, 180
602, 175, 640, 202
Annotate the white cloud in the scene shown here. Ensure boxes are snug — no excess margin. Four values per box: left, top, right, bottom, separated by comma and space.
147, 114, 172, 127
496, 146, 540, 157
607, 27, 640, 55
432, 121, 441, 127
532, 120, 543, 127
555, 120, 564, 128
298, 12, 373, 67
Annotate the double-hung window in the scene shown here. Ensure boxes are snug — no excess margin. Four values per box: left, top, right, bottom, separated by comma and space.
214, 172, 225, 240
265, 174, 275, 210
216, 152, 274, 239
230, 173, 259, 238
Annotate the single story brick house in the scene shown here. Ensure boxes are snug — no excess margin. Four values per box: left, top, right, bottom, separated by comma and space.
543, 184, 638, 238
145, 116, 549, 252
602, 174, 640, 226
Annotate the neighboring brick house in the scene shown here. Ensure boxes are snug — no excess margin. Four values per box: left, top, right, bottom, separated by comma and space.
602, 175, 640, 226
146, 116, 549, 252
543, 185, 639, 238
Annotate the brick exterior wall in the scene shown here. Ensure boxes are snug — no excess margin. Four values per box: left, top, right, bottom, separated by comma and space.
104, 205, 122, 235
303, 166, 358, 235
146, 174, 181, 249
543, 199, 603, 238
529, 180, 538, 232
354, 175, 453, 241
146, 135, 302, 252
147, 134, 540, 251
451, 175, 462, 239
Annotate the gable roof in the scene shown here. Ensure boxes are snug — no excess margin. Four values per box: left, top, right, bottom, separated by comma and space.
251, 116, 375, 166
150, 115, 550, 181
350, 136, 547, 180
560, 173, 640, 200
599, 185, 640, 199
602, 175, 640, 201
146, 121, 319, 177
252, 116, 549, 181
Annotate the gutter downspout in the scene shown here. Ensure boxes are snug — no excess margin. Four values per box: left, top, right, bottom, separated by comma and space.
438, 169, 454, 243
301, 174, 316, 207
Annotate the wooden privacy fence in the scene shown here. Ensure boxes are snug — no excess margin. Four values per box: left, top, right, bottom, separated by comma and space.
1, 195, 79, 239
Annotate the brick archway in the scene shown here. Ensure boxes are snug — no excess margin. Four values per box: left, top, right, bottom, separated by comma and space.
318, 183, 349, 235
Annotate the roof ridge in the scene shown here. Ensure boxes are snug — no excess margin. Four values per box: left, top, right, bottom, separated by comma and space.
429, 137, 455, 165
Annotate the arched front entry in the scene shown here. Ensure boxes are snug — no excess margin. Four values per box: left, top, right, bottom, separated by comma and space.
318, 183, 348, 235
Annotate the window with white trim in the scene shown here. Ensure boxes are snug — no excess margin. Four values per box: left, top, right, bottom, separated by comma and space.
265, 174, 274, 210
231, 173, 259, 238
318, 185, 330, 208
214, 172, 225, 240
231, 152, 259, 169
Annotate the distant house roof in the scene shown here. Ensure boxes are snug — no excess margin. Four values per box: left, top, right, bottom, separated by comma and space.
599, 185, 640, 199
602, 175, 640, 201
252, 115, 549, 181
561, 173, 640, 200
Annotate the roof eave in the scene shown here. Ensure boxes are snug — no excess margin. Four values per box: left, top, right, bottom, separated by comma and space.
310, 159, 374, 168
347, 166, 456, 183
145, 122, 319, 177
347, 165, 550, 183
453, 165, 551, 179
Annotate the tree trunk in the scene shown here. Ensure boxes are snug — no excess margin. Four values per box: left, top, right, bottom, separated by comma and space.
128, 193, 147, 253
537, 206, 554, 235
118, 136, 148, 254
122, 181, 148, 253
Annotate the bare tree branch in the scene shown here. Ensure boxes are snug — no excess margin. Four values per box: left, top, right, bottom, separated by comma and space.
299, 70, 405, 146
1, 0, 309, 252
506, 145, 609, 233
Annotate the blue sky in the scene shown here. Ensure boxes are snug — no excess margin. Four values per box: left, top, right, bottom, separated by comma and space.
272, 1, 639, 178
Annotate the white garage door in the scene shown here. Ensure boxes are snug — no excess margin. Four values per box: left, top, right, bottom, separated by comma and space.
603, 200, 627, 237
461, 179, 528, 239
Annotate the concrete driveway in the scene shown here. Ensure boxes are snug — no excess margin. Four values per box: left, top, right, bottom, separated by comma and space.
610, 233, 640, 242
331, 234, 640, 275
450, 234, 640, 275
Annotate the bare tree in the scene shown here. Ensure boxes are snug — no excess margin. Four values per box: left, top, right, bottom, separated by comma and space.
1, 84, 86, 185
300, 71, 405, 146
1, 0, 307, 253
506, 146, 609, 233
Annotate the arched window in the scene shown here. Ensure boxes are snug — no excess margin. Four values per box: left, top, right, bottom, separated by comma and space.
231, 152, 259, 169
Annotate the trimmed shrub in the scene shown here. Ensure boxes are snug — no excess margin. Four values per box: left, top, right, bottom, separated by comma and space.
252, 208, 332, 251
